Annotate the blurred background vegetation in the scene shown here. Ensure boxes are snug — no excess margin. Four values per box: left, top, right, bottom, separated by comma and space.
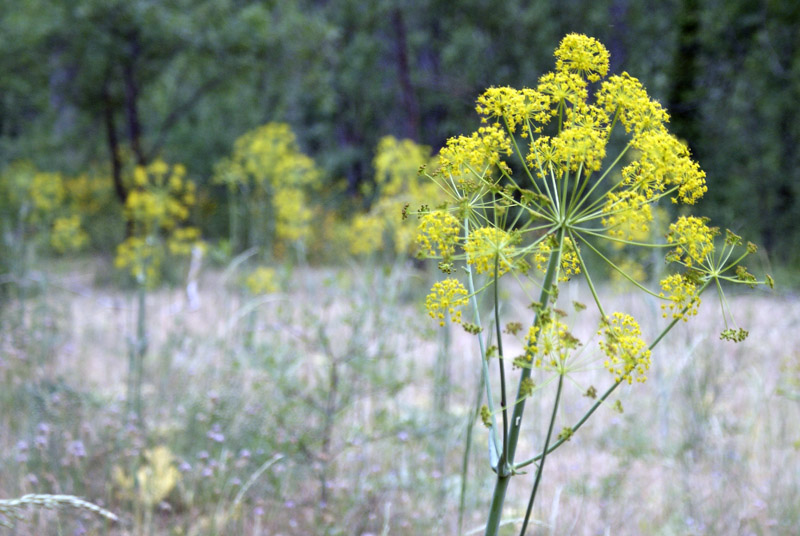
1, 2, 797, 534
1, 0, 798, 264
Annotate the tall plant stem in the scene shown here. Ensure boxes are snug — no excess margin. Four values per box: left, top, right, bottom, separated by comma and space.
519, 373, 563, 535
484, 228, 564, 536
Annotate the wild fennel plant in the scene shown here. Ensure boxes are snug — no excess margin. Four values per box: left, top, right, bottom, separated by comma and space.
413, 34, 772, 536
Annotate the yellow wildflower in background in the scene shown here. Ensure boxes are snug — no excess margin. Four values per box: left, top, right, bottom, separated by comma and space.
167, 227, 204, 257
31, 172, 66, 215
136, 446, 180, 508
274, 187, 312, 242
372, 136, 432, 198
50, 215, 88, 253
348, 214, 385, 256
115, 237, 163, 287
245, 266, 279, 295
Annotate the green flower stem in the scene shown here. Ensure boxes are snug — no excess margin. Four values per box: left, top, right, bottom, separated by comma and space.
484, 227, 564, 536
464, 218, 502, 461
518, 372, 564, 536
513, 280, 712, 471
459, 367, 486, 535
568, 229, 606, 319
495, 256, 510, 470
576, 234, 663, 299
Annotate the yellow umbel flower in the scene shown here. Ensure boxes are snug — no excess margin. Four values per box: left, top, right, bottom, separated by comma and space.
274, 187, 312, 242
553, 123, 608, 173
31, 172, 66, 214
666, 216, 717, 267
464, 227, 516, 277
426, 278, 469, 326
125, 159, 196, 234
537, 71, 588, 111
528, 313, 581, 367
50, 215, 88, 253
596, 73, 669, 134
533, 236, 581, 281
372, 136, 432, 198
348, 213, 385, 256
115, 237, 163, 287
416, 210, 460, 261
475, 87, 551, 133
167, 227, 203, 256
554, 33, 610, 83
602, 191, 653, 241
439, 125, 513, 179
624, 128, 707, 204
598, 313, 651, 384
659, 273, 701, 320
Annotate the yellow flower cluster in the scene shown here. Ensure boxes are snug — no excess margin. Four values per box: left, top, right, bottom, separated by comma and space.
125, 160, 196, 234
622, 128, 707, 204
475, 87, 552, 133
115, 159, 201, 284
524, 324, 541, 364
167, 227, 203, 257
537, 71, 589, 112
527, 314, 581, 367
598, 313, 651, 384
347, 213, 386, 256
439, 125, 513, 179
596, 73, 669, 134
555, 123, 607, 172
554, 33, 610, 83
346, 137, 442, 259
245, 266, 279, 295
464, 226, 516, 276
64, 171, 112, 216
214, 122, 321, 254
114, 237, 163, 286
602, 191, 653, 241
226, 123, 320, 189
659, 273, 701, 320
372, 136, 433, 198
31, 172, 66, 215
136, 446, 180, 508
425, 278, 469, 326
533, 236, 581, 281
274, 187, 312, 242
666, 216, 717, 267
416, 210, 460, 261
50, 215, 88, 253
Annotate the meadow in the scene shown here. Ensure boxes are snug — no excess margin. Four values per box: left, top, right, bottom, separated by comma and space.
1, 254, 795, 535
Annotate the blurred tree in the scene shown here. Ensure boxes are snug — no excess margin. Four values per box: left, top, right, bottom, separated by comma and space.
1, 0, 798, 260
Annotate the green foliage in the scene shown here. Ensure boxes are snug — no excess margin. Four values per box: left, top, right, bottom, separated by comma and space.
1, 1, 798, 261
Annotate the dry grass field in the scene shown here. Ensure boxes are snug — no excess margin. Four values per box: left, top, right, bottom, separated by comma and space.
1, 257, 797, 535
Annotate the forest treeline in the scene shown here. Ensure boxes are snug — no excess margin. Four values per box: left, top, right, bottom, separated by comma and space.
1, 0, 798, 261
